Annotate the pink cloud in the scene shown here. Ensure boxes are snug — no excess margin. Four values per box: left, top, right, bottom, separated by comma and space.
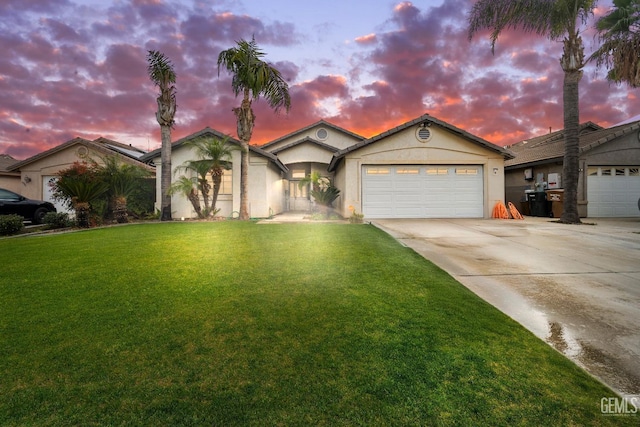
0, 0, 637, 161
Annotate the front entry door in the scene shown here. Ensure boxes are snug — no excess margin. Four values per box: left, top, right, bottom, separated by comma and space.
289, 180, 311, 211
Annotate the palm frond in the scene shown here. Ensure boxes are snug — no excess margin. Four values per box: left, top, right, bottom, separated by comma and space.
590, 0, 640, 86
147, 50, 176, 86
468, 0, 557, 51
217, 37, 290, 112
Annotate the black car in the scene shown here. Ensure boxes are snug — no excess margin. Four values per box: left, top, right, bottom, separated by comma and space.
0, 188, 56, 224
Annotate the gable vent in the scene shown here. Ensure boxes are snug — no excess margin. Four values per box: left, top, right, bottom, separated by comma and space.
316, 128, 328, 140
416, 127, 432, 142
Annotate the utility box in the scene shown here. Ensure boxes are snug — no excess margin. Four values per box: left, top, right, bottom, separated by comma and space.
546, 189, 564, 218
548, 173, 561, 189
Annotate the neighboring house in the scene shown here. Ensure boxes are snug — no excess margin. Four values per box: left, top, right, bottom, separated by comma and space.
0, 154, 21, 192
505, 120, 640, 217
141, 127, 288, 219
328, 114, 513, 219
6, 137, 152, 213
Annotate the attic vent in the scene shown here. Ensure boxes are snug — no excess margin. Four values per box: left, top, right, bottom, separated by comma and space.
316, 128, 328, 140
415, 127, 432, 142
76, 146, 88, 158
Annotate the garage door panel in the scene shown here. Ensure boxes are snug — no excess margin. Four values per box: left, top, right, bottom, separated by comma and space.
395, 207, 423, 217
587, 167, 640, 217
363, 165, 484, 219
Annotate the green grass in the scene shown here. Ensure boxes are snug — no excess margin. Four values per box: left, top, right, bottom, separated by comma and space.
0, 222, 632, 426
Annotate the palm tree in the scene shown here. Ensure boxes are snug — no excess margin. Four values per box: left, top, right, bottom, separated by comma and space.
591, 0, 640, 87
217, 37, 291, 220
168, 176, 202, 218
174, 160, 213, 216
187, 136, 235, 215
147, 50, 177, 221
53, 163, 109, 228
468, 0, 598, 224
298, 172, 340, 218
99, 156, 150, 223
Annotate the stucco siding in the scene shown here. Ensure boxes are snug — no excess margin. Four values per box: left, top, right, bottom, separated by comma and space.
264, 124, 361, 152
247, 156, 285, 218
0, 175, 21, 193
275, 143, 334, 165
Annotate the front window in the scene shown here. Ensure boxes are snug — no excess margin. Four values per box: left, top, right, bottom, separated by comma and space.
220, 169, 232, 194
292, 170, 306, 179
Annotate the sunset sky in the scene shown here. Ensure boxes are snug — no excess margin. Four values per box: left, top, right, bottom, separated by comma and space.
1, 0, 637, 160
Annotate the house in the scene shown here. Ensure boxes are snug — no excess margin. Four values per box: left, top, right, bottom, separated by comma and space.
328, 114, 514, 219
505, 120, 640, 217
5, 137, 153, 213
0, 155, 21, 192
141, 127, 288, 219
149, 114, 513, 220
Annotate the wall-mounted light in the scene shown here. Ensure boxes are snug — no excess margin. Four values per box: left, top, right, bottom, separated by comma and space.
493, 168, 499, 175
419, 121, 432, 128
23, 176, 31, 183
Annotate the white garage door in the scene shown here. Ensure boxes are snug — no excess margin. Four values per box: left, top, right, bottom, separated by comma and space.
43, 176, 73, 215
362, 165, 484, 218
587, 167, 640, 217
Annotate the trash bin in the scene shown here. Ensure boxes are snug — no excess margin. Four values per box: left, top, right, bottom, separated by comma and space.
546, 189, 564, 218
528, 191, 549, 217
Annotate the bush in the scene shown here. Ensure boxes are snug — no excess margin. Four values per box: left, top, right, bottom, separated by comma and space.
0, 214, 25, 236
43, 212, 73, 229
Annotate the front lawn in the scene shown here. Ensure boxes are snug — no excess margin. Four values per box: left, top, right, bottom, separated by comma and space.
0, 222, 630, 425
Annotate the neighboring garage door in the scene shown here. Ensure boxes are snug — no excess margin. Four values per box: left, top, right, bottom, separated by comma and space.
587, 166, 640, 217
362, 165, 484, 218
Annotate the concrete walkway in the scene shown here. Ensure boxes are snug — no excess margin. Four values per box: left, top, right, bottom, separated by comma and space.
374, 217, 640, 397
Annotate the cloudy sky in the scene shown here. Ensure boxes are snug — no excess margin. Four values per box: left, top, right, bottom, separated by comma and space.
1, 0, 636, 159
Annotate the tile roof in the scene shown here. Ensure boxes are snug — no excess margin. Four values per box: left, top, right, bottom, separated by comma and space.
8, 137, 153, 172
268, 136, 340, 155
0, 154, 19, 172
504, 120, 640, 168
140, 127, 288, 173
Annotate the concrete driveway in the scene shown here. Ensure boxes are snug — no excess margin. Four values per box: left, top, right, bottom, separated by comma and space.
374, 217, 640, 397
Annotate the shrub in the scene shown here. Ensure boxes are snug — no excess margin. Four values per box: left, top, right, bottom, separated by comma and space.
43, 212, 73, 229
348, 205, 364, 223
349, 212, 364, 223
0, 214, 25, 236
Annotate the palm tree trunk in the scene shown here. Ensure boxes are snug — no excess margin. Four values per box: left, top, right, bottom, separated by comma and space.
160, 124, 172, 221
200, 179, 211, 215
75, 202, 90, 228
188, 189, 203, 218
239, 140, 249, 220
560, 35, 583, 224
114, 196, 128, 223
234, 94, 254, 220
211, 173, 222, 215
